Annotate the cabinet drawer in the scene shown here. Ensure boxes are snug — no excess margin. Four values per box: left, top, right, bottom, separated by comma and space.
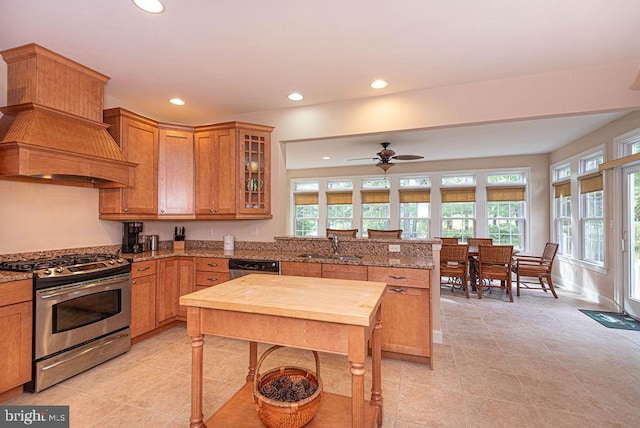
196, 271, 230, 287
0, 279, 32, 306
321, 264, 368, 281
196, 257, 229, 272
368, 266, 430, 288
132, 260, 157, 278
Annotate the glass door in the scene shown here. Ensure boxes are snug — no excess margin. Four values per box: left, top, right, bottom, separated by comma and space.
623, 165, 640, 318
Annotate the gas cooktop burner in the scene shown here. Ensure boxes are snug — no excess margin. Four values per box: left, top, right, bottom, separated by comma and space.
0, 253, 120, 272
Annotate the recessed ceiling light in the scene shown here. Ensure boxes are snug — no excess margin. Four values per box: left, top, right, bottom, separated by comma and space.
370, 79, 388, 89
169, 98, 185, 106
288, 92, 304, 101
132, 0, 165, 14
322, 156, 331, 160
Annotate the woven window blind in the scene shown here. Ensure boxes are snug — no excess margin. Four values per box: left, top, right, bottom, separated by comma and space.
579, 173, 603, 194
294, 193, 319, 205
553, 181, 571, 198
441, 188, 476, 202
326, 192, 353, 205
486, 186, 525, 201
361, 191, 390, 203
399, 189, 430, 203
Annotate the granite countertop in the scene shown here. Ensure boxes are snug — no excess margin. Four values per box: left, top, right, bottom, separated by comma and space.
0, 247, 434, 284
125, 248, 434, 269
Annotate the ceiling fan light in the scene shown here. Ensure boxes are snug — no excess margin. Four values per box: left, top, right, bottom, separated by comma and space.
377, 162, 395, 171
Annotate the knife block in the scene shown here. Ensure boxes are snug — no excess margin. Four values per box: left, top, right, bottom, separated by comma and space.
173, 240, 185, 251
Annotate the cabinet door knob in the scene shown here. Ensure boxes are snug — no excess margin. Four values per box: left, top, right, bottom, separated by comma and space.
207, 277, 218, 282
123, 208, 129, 212
132, 280, 137, 284
389, 275, 407, 280
265, 209, 270, 214
137, 266, 151, 271
390, 287, 407, 293
207, 263, 218, 267
160, 209, 165, 213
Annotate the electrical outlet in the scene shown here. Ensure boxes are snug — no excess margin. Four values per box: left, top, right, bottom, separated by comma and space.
207, 227, 214, 236
388, 244, 401, 252
250, 225, 259, 237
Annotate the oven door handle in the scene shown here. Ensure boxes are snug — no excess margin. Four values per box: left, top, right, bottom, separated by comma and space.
39, 333, 130, 371
39, 276, 129, 300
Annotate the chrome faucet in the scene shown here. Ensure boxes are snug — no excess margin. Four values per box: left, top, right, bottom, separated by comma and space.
328, 234, 339, 254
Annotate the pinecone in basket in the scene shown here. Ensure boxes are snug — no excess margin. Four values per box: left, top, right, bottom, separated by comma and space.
260, 375, 318, 402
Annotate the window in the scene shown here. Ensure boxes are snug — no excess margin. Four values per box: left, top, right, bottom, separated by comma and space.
361, 190, 390, 235
327, 192, 353, 230
486, 186, 525, 249
440, 187, 475, 241
579, 153, 604, 264
399, 189, 430, 239
441, 174, 475, 186
294, 192, 319, 236
553, 180, 572, 255
554, 165, 571, 181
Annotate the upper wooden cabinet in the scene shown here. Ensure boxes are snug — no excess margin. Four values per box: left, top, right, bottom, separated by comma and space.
99, 109, 272, 220
194, 122, 273, 219
158, 125, 195, 216
99, 108, 159, 219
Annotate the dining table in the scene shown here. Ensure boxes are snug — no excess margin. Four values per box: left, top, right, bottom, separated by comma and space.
179, 273, 387, 428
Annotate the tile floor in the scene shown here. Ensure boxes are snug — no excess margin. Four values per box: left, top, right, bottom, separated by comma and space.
5, 286, 640, 427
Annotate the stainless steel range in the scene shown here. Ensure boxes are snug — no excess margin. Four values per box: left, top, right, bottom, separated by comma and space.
0, 253, 132, 392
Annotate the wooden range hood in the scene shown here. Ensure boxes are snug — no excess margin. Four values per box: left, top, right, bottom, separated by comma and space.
0, 43, 136, 188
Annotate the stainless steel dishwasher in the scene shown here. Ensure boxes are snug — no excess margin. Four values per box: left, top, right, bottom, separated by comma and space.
228, 259, 280, 279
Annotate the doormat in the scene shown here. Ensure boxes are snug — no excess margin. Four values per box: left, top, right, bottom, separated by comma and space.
579, 309, 640, 331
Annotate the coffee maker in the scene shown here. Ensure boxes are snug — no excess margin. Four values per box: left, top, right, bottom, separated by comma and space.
122, 222, 144, 253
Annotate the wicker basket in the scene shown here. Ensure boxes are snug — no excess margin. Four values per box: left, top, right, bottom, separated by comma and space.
253, 345, 323, 428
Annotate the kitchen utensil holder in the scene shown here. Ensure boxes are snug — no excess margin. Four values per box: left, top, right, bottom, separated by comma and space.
173, 240, 185, 251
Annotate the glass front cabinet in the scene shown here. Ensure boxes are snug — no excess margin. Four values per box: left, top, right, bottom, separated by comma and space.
194, 122, 273, 219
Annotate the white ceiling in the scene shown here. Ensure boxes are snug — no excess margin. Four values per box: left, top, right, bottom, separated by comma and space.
1, 0, 639, 169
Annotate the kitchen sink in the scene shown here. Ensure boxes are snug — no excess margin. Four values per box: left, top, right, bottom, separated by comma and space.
297, 253, 362, 260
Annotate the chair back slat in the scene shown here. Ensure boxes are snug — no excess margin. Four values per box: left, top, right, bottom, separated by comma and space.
326, 228, 358, 237
437, 237, 460, 245
541, 243, 559, 266
367, 229, 403, 238
479, 245, 513, 265
440, 244, 469, 264
468, 238, 493, 246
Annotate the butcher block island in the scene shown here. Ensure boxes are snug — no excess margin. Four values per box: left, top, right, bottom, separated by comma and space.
179, 273, 387, 428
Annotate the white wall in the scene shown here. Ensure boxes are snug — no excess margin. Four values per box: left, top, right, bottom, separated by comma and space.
550, 111, 640, 308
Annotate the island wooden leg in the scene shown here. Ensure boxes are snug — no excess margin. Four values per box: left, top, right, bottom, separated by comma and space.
370, 307, 383, 426
189, 333, 205, 428
350, 360, 366, 427
246, 341, 258, 383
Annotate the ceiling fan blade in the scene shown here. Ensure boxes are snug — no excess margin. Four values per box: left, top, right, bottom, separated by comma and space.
348, 157, 379, 161
392, 154, 424, 161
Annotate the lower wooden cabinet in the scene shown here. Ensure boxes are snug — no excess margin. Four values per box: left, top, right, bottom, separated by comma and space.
157, 257, 195, 324
368, 266, 431, 364
195, 257, 229, 291
280, 261, 322, 277
131, 260, 157, 338
0, 279, 32, 396
321, 264, 368, 280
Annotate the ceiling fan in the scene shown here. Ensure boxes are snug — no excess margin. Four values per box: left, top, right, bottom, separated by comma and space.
349, 142, 425, 171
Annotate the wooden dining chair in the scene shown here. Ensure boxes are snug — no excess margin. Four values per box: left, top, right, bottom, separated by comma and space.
326, 228, 358, 237
367, 229, 403, 239
512, 242, 559, 298
440, 244, 470, 298
437, 237, 460, 245
478, 245, 514, 302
